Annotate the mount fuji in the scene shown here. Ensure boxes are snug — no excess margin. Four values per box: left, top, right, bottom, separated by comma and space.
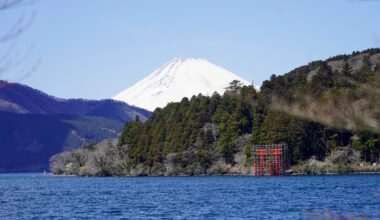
113, 58, 252, 111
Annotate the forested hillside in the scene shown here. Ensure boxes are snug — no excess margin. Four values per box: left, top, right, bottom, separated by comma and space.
51, 49, 380, 176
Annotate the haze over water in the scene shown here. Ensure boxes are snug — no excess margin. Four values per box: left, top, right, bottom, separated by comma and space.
1, 174, 379, 219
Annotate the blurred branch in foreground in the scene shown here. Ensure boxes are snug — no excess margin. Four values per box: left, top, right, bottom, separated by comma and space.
0, 0, 39, 84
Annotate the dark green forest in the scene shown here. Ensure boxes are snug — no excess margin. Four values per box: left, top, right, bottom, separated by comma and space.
51, 49, 380, 176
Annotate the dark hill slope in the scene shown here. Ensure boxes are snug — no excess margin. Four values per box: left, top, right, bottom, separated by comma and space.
0, 80, 151, 122
0, 112, 123, 172
0, 81, 151, 172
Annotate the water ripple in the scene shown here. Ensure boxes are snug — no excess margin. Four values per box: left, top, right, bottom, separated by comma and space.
0, 174, 379, 219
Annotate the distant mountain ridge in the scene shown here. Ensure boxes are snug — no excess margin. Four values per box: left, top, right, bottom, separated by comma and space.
0, 80, 151, 121
113, 58, 253, 111
0, 80, 151, 172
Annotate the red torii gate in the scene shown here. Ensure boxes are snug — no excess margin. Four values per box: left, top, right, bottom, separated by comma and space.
253, 144, 288, 176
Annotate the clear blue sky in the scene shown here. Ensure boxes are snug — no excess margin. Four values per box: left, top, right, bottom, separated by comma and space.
1, 0, 379, 99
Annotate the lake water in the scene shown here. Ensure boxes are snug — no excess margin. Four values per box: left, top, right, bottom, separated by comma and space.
0, 174, 379, 219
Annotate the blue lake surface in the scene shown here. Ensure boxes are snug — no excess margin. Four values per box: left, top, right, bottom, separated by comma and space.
0, 174, 380, 219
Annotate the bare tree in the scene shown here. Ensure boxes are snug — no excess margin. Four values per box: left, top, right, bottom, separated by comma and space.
1, 0, 30, 10
0, 0, 39, 83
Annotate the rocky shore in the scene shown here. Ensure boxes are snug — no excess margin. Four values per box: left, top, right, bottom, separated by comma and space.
50, 141, 379, 177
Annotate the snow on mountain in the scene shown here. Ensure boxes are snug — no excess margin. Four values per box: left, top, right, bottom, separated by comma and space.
113, 58, 252, 111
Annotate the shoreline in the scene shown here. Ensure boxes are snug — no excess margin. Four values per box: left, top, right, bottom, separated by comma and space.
47, 171, 380, 177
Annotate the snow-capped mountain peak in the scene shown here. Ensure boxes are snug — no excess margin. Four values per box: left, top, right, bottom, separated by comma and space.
113, 58, 252, 111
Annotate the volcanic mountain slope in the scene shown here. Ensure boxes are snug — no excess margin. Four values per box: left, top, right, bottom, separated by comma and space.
113, 58, 253, 111
0, 81, 151, 172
